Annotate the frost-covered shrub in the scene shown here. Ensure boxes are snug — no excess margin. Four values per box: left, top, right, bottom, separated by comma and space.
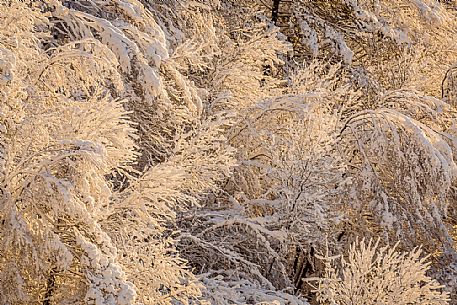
315, 239, 450, 305
280, 0, 457, 97
0, 0, 235, 304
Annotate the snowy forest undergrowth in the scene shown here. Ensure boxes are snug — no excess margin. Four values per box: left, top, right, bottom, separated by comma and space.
1, 0, 457, 304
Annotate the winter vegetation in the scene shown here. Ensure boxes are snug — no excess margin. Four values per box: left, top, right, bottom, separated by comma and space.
0, 0, 456, 304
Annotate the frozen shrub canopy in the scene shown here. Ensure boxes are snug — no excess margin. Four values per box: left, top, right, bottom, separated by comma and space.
0, 0, 456, 304
314, 239, 450, 304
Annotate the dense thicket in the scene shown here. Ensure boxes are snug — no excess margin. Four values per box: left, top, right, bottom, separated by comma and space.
0, 0, 456, 304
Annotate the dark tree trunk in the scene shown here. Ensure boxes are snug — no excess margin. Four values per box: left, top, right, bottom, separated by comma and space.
43, 268, 57, 305
272, 0, 280, 24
